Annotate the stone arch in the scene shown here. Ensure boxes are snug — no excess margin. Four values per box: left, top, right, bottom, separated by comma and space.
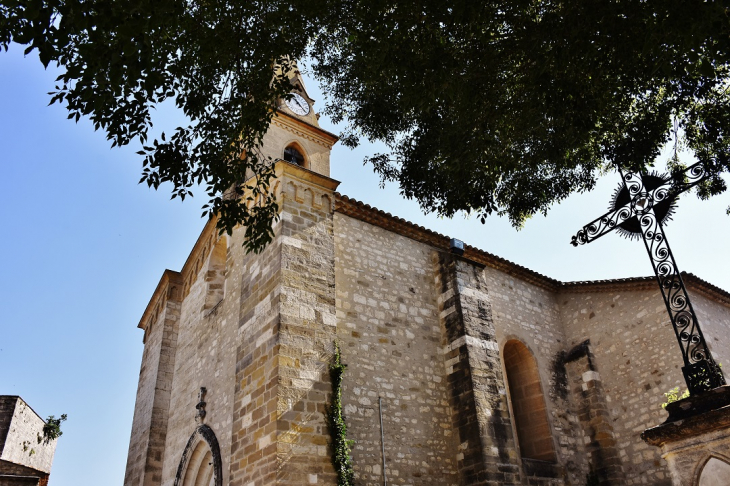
174, 424, 223, 486
502, 339, 557, 462
285, 180, 304, 203
169, 285, 180, 301
320, 193, 332, 211
695, 455, 730, 486
203, 236, 227, 312
302, 187, 319, 209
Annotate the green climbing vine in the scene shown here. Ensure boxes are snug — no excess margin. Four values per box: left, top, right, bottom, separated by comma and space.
327, 341, 355, 486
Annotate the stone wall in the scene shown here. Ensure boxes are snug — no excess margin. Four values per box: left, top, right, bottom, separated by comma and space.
333, 213, 460, 486
227, 222, 282, 486
158, 231, 238, 486
0, 458, 48, 485
260, 115, 336, 177
228, 162, 340, 486
690, 290, 730, 368
435, 254, 523, 485
560, 287, 676, 484
642, 386, 730, 486
124, 273, 182, 486
485, 268, 585, 485
0, 397, 56, 477
0, 399, 13, 451
558, 284, 730, 485
275, 168, 338, 484
561, 341, 625, 485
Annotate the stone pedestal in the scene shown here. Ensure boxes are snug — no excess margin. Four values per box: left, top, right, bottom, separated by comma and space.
642, 386, 730, 486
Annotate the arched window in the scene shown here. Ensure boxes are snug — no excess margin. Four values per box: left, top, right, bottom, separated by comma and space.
283, 145, 305, 166
503, 340, 557, 462
174, 425, 222, 486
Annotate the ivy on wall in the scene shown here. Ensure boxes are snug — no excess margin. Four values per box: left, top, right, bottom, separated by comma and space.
327, 342, 355, 485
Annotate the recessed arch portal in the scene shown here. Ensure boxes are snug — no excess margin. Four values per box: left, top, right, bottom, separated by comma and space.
502, 339, 557, 462
174, 425, 223, 486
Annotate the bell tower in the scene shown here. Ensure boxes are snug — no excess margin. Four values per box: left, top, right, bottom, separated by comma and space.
259, 67, 339, 177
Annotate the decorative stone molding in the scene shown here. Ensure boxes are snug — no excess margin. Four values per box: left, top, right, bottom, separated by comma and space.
138, 270, 183, 339
643, 387, 730, 446
173, 424, 223, 486
195, 387, 207, 424
272, 115, 338, 149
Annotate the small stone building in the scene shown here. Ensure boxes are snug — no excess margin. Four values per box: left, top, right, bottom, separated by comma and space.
0, 396, 58, 486
123, 73, 730, 486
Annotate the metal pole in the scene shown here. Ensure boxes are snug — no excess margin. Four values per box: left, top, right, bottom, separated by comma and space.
378, 396, 387, 486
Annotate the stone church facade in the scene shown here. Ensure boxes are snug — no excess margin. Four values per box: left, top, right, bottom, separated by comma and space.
123, 74, 730, 486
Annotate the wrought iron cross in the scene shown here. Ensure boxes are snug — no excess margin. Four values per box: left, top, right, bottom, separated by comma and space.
571, 162, 725, 395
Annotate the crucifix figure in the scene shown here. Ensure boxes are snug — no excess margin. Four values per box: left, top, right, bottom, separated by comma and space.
571, 162, 725, 395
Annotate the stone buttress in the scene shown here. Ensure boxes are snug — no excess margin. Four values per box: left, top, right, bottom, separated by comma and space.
229, 161, 339, 485
560, 341, 625, 485
124, 271, 183, 486
434, 252, 522, 485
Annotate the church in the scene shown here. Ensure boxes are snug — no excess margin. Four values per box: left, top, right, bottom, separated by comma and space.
122, 71, 730, 486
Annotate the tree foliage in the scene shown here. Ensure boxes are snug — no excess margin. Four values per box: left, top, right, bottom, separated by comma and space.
2, 0, 730, 250
39, 413, 67, 445
1, 0, 316, 252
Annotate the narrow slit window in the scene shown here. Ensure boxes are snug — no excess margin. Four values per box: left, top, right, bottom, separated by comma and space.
284, 146, 305, 166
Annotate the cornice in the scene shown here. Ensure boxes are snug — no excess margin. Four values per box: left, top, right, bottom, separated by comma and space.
334, 193, 730, 307
138, 191, 730, 336
138, 217, 218, 334
560, 274, 730, 306
275, 159, 340, 191
138, 269, 183, 333
334, 193, 561, 291
272, 111, 339, 148
175, 217, 221, 300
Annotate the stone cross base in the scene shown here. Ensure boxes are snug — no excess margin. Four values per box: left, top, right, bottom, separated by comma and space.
642, 386, 730, 485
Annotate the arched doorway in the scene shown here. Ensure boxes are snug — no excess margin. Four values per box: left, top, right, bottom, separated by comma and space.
174, 425, 223, 486
502, 340, 557, 462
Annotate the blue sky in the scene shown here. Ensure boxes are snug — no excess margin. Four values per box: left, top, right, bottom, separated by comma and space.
1, 45, 729, 485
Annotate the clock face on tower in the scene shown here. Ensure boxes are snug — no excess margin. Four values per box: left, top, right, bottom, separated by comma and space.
285, 93, 310, 116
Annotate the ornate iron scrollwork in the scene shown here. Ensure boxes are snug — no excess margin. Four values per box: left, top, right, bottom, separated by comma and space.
572, 163, 725, 395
